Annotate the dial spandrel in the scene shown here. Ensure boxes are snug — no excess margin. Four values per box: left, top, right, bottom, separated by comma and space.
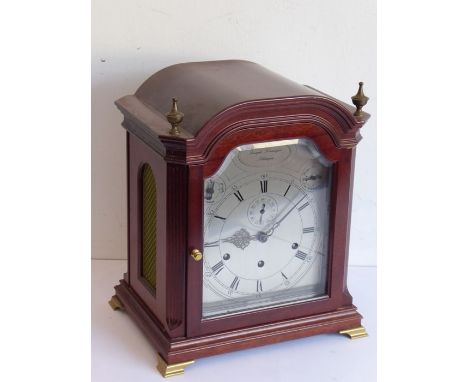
202, 139, 332, 318
204, 178, 225, 204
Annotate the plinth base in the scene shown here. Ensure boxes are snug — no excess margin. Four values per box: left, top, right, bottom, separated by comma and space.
110, 279, 365, 375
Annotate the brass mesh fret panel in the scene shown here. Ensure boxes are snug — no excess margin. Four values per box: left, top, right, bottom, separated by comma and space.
141, 164, 157, 289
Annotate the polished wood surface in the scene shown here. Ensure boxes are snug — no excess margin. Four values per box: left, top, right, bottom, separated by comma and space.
111, 60, 370, 365
136, 60, 323, 135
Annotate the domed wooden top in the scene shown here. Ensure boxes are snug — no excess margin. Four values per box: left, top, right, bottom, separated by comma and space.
115, 60, 369, 146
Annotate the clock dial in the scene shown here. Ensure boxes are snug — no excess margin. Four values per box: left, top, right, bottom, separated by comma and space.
202, 139, 332, 318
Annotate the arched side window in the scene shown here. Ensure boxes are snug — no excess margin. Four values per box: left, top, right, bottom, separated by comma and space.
141, 163, 157, 290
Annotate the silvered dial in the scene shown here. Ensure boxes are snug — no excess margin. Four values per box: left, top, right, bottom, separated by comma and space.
202, 139, 331, 318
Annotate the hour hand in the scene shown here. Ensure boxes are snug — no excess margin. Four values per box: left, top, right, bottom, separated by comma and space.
222, 228, 255, 250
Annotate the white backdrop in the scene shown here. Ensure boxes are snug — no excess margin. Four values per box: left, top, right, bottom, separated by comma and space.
91, 0, 376, 266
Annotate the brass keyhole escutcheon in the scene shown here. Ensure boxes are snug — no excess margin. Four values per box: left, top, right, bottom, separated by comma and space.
191, 249, 203, 261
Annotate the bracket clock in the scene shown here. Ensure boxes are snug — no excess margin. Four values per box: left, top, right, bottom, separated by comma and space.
109, 60, 371, 377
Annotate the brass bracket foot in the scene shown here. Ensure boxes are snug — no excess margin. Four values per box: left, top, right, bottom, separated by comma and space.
108, 295, 124, 311
339, 326, 368, 339
156, 354, 194, 378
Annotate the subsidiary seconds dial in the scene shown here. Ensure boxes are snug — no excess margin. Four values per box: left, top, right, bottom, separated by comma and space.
247, 195, 278, 226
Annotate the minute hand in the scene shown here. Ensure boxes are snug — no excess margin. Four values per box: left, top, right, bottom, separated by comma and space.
264, 195, 307, 236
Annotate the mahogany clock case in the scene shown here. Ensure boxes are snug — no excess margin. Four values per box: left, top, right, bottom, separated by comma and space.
111, 60, 370, 366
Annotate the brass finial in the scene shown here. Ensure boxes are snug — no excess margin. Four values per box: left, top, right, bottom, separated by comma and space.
166, 97, 184, 135
351, 82, 369, 117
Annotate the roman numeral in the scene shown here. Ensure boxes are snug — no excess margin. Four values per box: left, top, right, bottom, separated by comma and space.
295, 250, 308, 260
230, 276, 240, 290
214, 215, 226, 220
256, 280, 263, 292
281, 272, 288, 280
302, 227, 315, 234
211, 261, 224, 275
204, 240, 219, 247
283, 184, 291, 197
233, 190, 244, 202
298, 201, 309, 212
260, 180, 268, 193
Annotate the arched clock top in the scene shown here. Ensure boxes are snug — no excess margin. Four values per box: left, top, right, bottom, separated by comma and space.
188, 95, 365, 167
114, 60, 370, 162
